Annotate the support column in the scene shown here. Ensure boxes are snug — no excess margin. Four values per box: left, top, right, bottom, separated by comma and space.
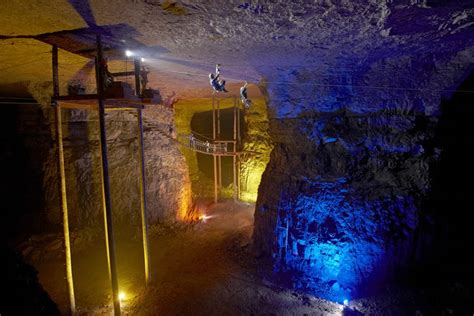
217, 99, 221, 195
237, 103, 241, 143
95, 34, 121, 316
134, 58, 141, 97
217, 98, 221, 139
233, 98, 237, 202
237, 158, 241, 200
52, 44, 76, 315
218, 155, 222, 194
237, 102, 241, 200
212, 97, 218, 203
137, 109, 150, 284
213, 155, 218, 203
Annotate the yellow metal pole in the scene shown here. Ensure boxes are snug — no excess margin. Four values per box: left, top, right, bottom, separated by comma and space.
52, 44, 76, 314
218, 155, 222, 194
217, 99, 222, 195
237, 103, 241, 143
213, 155, 218, 203
212, 97, 218, 203
233, 98, 237, 202
56, 106, 76, 314
237, 102, 241, 200
134, 58, 141, 97
95, 34, 121, 316
212, 96, 216, 140
217, 98, 221, 139
137, 109, 150, 284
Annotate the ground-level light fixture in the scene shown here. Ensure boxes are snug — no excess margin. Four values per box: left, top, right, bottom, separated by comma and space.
125, 50, 134, 57
199, 214, 214, 223
119, 292, 126, 302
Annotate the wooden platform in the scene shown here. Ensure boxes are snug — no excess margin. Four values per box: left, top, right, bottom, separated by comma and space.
55, 81, 160, 110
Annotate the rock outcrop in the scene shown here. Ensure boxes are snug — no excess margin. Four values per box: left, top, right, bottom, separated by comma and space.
253, 48, 473, 301
5, 83, 191, 233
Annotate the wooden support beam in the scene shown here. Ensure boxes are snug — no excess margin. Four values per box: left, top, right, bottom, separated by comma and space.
233, 97, 237, 202
56, 94, 99, 101
237, 104, 241, 143
237, 158, 241, 200
95, 34, 121, 316
53, 44, 76, 315
57, 100, 144, 111
236, 100, 241, 200
218, 155, 222, 194
213, 155, 218, 204
111, 71, 147, 78
137, 109, 151, 284
134, 58, 141, 97
217, 99, 221, 139
212, 97, 217, 203
216, 98, 221, 197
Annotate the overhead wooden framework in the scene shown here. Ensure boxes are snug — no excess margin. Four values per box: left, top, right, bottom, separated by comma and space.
0, 24, 147, 58
48, 28, 156, 316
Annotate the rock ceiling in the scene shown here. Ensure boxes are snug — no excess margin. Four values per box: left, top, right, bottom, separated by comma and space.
0, 0, 473, 97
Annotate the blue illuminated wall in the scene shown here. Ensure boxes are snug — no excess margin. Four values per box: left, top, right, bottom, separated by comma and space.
249, 0, 474, 304
251, 56, 474, 303
272, 180, 419, 302
254, 106, 437, 302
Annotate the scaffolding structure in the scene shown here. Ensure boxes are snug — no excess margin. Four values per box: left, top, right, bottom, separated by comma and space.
211, 96, 241, 203
46, 29, 155, 316
3, 25, 249, 316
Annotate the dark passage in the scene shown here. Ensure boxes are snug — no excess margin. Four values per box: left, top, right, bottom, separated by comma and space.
427, 70, 474, 281
0, 101, 53, 242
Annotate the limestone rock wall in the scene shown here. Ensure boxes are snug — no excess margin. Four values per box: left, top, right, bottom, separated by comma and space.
252, 50, 473, 302
240, 96, 273, 202
18, 83, 191, 231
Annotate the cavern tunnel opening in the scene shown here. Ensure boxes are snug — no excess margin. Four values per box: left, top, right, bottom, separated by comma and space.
422, 70, 474, 282
0, 100, 51, 239
191, 107, 246, 188
2, 1, 474, 315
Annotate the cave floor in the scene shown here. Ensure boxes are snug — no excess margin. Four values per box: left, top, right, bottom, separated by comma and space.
28, 201, 474, 315
32, 202, 342, 315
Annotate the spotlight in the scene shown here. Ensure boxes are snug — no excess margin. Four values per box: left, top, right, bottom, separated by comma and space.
141, 57, 145, 62
125, 50, 133, 57
343, 299, 349, 306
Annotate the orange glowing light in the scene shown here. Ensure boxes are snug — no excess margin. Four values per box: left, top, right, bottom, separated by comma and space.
198, 214, 215, 223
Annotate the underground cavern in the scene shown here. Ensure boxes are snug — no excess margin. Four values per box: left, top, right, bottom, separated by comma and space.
1, 1, 473, 315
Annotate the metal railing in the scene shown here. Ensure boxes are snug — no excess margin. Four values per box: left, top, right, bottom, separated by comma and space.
186, 136, 227, 154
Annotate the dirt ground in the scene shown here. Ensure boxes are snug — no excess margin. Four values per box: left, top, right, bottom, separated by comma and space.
24, 201, 474, 315
32, 202, 343, 316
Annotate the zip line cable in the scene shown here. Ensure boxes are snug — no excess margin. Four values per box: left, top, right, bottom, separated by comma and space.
3, 60, 471, 94
152, 68, 474, 94
1, 48, 472, 94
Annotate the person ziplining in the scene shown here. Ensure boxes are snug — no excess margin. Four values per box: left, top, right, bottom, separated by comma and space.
209, 63, 228, 93
240, 80, 252, 109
